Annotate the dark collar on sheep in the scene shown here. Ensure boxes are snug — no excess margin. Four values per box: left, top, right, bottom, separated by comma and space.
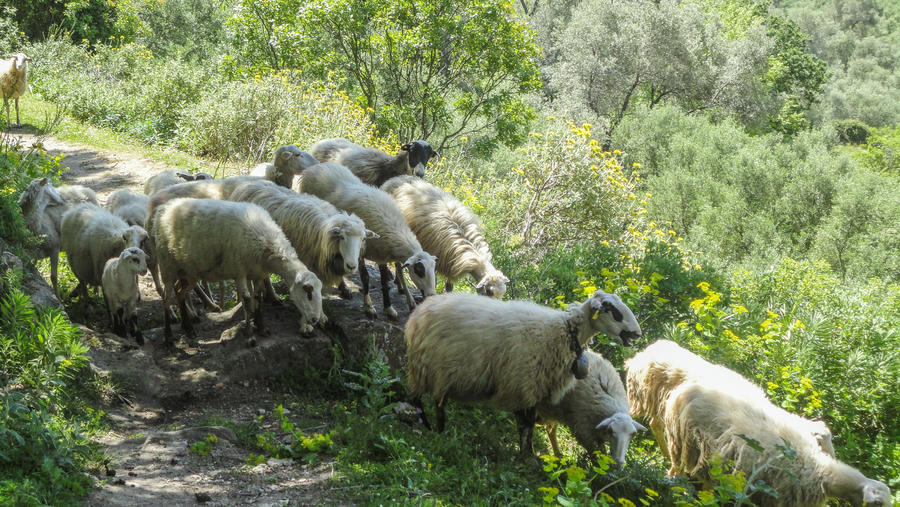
566, 319, 589, 379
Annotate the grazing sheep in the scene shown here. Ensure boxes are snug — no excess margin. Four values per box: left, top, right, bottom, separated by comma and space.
536, 349, 646, 466
1, 52, 31, 127
101, 247, 148, 344
105, 188, 150, 228
382, 175, 508, 298
229, 179, 374, 293
625, 340, 834, 461
300, 162, 437, 319
143, 169, 213, 196
310, 138, 437, 187
405, 290, 642, 457
249, 145, 319, 188
150, 197, 324, 344
60, 203, 149, 299
662, 381, 891, 506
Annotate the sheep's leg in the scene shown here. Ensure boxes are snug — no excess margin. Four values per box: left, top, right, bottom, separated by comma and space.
193, 283, 222, 313
359, 257, 376, 319
14, 97, 20, 127
163, 284, 175, 343
514, 407, 537, 457
3, 98, 9, 128
338, 279, 352, 300
444, 280, 453, 293
128, 312, 144, 346
395, 262, 416, 311
410, 397, 431, 430
218, 281, 226, 307
251, 279, 270, 338
379, 264, 397, 320
436, 400, 446, 433
50, 250, 59, 296
263, 278, 283, 306
547, 424, 562, 458
150, 263, 178, 322
114, 308, 127, 337
176, 280, 196, 339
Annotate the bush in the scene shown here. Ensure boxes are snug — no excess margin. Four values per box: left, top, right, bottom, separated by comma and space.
0, 6, 25, 55
832, 118, 872, 145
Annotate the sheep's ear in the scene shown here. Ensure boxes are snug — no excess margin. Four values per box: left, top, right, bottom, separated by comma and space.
501, 275, 510, 283
596, 417, 613, 431
330, 226, 344, 238
303, 283, 314, 301
633, 421, 647, 432
364, 229, 380, 239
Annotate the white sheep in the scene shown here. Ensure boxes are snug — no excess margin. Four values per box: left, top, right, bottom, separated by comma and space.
60, 203, 149, 299
249, 145, 319, 188
101, 247, 148, 345
229, 179, 374, 294
105, 188, 150, 228
143, 169, 213, 196
381, 175, 508, 298
661, 381, 891, 506
150, 197, 324, 344
536, 349, 646, 466
405, 290, 642, 456
310, 138, 437, 187
625, 340, 834, 462
1, 52, 31, 127
300, 162, 437, 319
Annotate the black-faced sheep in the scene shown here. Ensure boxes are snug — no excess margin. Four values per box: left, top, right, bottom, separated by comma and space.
229, 179, 374, 293
536, 349, 646, 466
101, 247, 148, 344
381, 175, 508, 298
310, 138, 437, 187
105, 188, 150, 229
60, 203, 149, 300
1, 52, 31, 127
625, 340, 834, 463
150, 197, 324, 344
662, 382, 891, 506
405, 290, 641, 457
143, 170, 213, 196
299, 162, 436, 319
249, 145, 319, 188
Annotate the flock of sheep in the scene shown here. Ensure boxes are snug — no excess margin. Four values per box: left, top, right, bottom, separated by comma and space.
15, 129, 893, 504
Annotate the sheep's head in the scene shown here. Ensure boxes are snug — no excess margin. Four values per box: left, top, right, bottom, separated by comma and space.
595, 412, 646, 468
858, 479, 891, 507
12, 52, 31, 70
288, 270, 324, 335
401, 140, 438, 178
120, 247, 149, 276
328, 213, 374, 276
585, 290, 641, 346
122, 225, 149, 251
175, 171, 213, 181
403, 251, 437, 298
275, 145, 319, 175
18, 177, 63, 213
475, 269, 509, 299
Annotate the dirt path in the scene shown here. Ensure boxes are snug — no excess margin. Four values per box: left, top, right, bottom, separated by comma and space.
9, 132, 409, 506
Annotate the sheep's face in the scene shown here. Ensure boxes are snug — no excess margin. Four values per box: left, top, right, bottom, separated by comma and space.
596, 413, 646, 468
12, 53, 31, 70
289, 271, 324, 335
276, 145, 319, 175
403, 252, 437, 298
587, 290, 641, 346
402, 140, 437, 178
857, 479, 891, 507
18, 177, 64, 212
475, 271, 509, 299
122, 225, 149, 250
121, 247, 149, 276
329, 215, 372, 275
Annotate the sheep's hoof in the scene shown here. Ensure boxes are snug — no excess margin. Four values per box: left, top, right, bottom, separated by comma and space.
385, 307, 398, 320
364, 305, 377, 319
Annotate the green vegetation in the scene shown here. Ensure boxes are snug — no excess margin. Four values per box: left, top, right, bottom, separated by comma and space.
1, 0, 899, 504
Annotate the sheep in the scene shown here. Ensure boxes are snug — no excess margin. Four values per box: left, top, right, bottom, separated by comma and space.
310, 138, 437, 187
229, 179, 374, 297
101, 247, 149, 345
150, 197, 324, 344
405, 290, 642, 457
17, 179, 100, 295
143, 169, 213, 196
299, 162, 437, 319
105, 188, 150, 228
381, 175, 508, 298
1, 52, 31, 127
535, 349, 646, 466
624, 340, 835, 462
60, 203, 149, 299
249, 145, 319, 188
661, 381, 891, 506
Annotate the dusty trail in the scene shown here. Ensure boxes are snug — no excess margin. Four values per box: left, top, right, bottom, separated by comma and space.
8, 132, 409, 506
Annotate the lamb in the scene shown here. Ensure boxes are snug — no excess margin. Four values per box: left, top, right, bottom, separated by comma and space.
661, 381, 890, 506
310, 138, 437, 187
229, 179, 374, 292
60, 203, 149, 299
249, 145, 319, 188
150, 197, 324, 344
300, 162, 437, 319
1, 52, 31, 127
381, 175, 508, 298
405, 290, 642, 457
105, 188, 150, 228
143, 169, 213, 196
625, 340, 834, 460
535, 349, 646, 466
101, 247, 149, 345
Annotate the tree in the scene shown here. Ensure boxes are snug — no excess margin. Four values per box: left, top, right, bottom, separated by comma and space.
228, 0, 541, 153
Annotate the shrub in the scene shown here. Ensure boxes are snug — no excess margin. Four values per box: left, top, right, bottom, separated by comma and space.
832, 118, 872, 145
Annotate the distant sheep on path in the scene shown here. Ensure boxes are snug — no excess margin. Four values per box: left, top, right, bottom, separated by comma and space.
1, 52, 31, 127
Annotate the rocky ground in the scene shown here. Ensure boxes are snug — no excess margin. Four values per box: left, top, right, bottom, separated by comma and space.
6, 132, 413, 506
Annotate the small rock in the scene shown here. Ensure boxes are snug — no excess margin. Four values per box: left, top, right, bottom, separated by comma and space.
106, 468, 117, 477
128, 471, 137, 477
170, 458, 179, 465
195, 492, 212, 503
113, 478, 126, 486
